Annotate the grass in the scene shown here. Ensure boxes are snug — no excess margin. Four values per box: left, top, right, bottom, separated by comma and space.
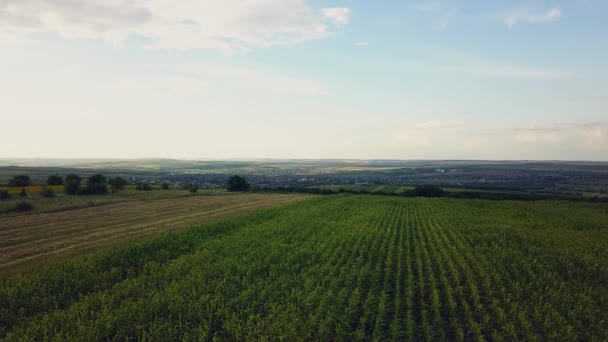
0, 193, 309, 274
1, 195, 607, 340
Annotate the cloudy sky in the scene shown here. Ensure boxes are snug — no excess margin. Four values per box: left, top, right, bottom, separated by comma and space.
1, 0, 607, 160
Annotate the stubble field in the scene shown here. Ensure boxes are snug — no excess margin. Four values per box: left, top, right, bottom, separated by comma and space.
0, 193, 309, 274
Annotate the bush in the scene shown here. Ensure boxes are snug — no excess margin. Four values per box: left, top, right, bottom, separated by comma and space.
76, 174, 108, 195
87, 174, 107, 186
136, 183, 152, 191
161, 183, 170, 190
108, 177, 128, 193
77, 184, 108, 195
14, 202, 34, 212
227, 175, 250, 192
19, 188, 28, 197
188, 185, 200, 193
40, 187, 56, 198
47, 174, 64, 186
0, 190, 10, 200
404, 185, 447, 197
64, 174, 82, 195
8, 175, 31, 187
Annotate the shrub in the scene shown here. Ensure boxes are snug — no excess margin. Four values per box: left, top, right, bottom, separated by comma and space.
40, 186, 56, 198
0, 189, 10, 200
87, 174, 107, 186
404, 185, 447, 197
76, 174, 108, 195
161, 183, 170, 190
47, 174, 64, 186
77, 184, 108, 195
14, 202, 34, 212
136, 183, 152, 191
108, 177, 128, 193
8, 175, 31, 187
227, 175, 250, 192
19, 188, 28, 197
64, 174, 82, 195
189, 185, 200, 193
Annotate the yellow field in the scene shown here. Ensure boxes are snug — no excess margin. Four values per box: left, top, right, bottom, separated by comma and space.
0, 185, 64, 195
0, 184, 178, 194
0, 193, 310, 274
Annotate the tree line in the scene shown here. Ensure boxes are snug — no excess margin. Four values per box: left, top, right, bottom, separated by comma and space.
259, 185, 608, 203
2, 174, 252, 199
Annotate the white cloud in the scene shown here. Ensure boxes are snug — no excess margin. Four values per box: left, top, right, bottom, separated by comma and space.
0, 0, 351, 52
450, 63, 574, 80
390, 129, 432, 146
389, 119, 464, 148
505, 6, 562, 28
511, 123, 608, 151
583, 129, 606, 146
477, 65, 573, 80
113, 65, 330, 98
114, 77, 208, 96
433, 23, 448, 31
355, 41, 369, 47
515, 129, 561, 144
415, 119, 463, 129
168, 63, 330, 97
412, 2, 440, 12
322, 7, 351, 27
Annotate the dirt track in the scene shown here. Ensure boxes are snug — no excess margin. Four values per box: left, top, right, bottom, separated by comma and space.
0, 193, 308, 274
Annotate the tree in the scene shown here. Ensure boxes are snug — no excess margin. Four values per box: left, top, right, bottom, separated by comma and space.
161, 183, 170, 190
87, 174, 107, 185
79, 174, 108, 195
19, 188, 28, 197
64, 174, 82, 195
108, 177, 128, 193
47, 174, 64, 186
226, 175, 250, 192
0, 190, 10, 200
8, 175, 31, 187
404, 185, 447, 198
188, 185, 200, 193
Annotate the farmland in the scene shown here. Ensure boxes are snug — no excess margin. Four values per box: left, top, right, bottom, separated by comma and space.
312, 184, 415, 193
1, 195, 607, 340
0, 186, 231, 216
0, 193, 309, 274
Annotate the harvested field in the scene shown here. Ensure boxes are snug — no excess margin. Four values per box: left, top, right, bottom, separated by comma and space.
0, 193, 309, 274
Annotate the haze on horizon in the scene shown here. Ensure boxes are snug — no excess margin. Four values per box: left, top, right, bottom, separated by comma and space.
1, 1, 607, 161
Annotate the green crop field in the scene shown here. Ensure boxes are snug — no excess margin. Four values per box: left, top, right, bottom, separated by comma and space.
312, 185, 415, 193
1, 195, 607, 340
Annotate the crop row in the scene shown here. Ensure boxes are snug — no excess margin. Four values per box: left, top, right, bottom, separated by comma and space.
1, 195, 607, 340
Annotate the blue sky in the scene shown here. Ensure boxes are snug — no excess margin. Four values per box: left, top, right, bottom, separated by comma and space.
1, 0, 607, 160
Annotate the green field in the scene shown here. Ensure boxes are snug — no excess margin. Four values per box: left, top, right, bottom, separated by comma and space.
1, 195, 607, 340
312, 184, 415, 193
311, 184, 533, 195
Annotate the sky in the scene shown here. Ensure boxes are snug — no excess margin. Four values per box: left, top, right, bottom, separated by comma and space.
1, 0, 607, 160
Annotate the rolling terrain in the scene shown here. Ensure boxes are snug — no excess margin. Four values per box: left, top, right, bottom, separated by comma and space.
1, 195, 606, 340
3, 159, 607, 195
